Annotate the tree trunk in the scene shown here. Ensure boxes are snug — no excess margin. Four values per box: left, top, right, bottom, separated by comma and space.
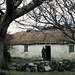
0, 15, 14, 68
0, 37, 4, 68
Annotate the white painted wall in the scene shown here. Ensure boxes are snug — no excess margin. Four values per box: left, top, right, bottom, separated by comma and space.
26, 45, 44, 58
51, 45, 75, 59
8, 44, 75, 60
8, 45, 25, 58
9, 45, 44, 58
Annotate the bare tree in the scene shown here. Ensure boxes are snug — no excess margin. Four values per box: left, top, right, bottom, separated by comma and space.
27, 0, 75, 42
0, 0, 52, 68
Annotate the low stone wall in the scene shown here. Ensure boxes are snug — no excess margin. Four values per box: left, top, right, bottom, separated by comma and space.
10, 60, 75, 72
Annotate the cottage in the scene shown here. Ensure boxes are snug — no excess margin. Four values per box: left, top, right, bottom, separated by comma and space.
5, 29, 75, 60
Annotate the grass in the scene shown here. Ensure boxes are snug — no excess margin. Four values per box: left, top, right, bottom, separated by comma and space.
10, 57, 36, 64
51, 57, 75, 61
0, 70, 75, 75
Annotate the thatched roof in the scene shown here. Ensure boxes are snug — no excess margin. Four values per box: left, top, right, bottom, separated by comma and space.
6, 29, 69, 45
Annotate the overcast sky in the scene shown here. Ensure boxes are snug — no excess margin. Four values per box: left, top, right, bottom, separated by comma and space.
6, 0, 57, 34
7, 0, 33, 34
6, 0, 75, 34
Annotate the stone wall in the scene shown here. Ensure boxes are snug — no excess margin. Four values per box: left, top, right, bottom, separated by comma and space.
10, 60, 75, 72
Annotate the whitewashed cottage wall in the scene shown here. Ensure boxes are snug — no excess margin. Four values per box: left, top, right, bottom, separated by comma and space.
8, 44, 75, 60
51, 45, 75, 59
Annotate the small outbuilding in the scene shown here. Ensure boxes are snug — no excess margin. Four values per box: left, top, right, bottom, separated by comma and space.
5, 29, 75, 60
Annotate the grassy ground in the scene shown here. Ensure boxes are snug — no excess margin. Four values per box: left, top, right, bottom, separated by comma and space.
0, 70, 75, 75
10, 57, 36, 63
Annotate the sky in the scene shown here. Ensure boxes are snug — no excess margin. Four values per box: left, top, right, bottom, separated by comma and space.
7, 0, 54, 34
1, 0, 57, 34
7, 0, 32, 34
2, 0, 75, 34
7, 0, 47, 34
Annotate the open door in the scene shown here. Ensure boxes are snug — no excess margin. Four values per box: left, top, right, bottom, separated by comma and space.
45, 46, 51, 60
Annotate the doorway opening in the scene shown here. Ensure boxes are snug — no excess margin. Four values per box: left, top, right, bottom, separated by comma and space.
45, 45, 51, 60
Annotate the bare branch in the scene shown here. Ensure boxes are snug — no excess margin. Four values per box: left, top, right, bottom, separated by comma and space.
14, 0, 22, 9
0, 0, 5, 5
14, 0, 52, 19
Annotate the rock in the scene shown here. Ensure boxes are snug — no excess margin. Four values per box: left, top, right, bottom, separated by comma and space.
39, 66, 45, 72
28, 63, 34, 66
34, 64, 38, 72
10, 63, 17, 70
12, 63, 17, 67
21, 63, 26, 71
44, 65, 52, 72
72, 62, 75, 71
58, 65, 64, 72
26, 67, 31, 72
10, 66, 16, 70
16, 64, 21, 71
49, 60, 58, 70
28, 63, 38, 72
64, 64, 71, 71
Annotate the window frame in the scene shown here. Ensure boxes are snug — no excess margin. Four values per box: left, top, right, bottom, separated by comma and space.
69, 44, 74, 53
24, 45, 28, 52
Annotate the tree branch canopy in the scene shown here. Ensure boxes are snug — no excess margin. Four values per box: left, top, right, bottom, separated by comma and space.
14, 0, 52, 19
0, 0, 52, 37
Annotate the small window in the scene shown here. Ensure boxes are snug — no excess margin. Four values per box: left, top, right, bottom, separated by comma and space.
24, 45, 28, 52
69, 45, 74, 53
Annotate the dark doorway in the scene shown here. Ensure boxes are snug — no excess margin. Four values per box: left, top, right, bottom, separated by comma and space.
45, 46, 51, 60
